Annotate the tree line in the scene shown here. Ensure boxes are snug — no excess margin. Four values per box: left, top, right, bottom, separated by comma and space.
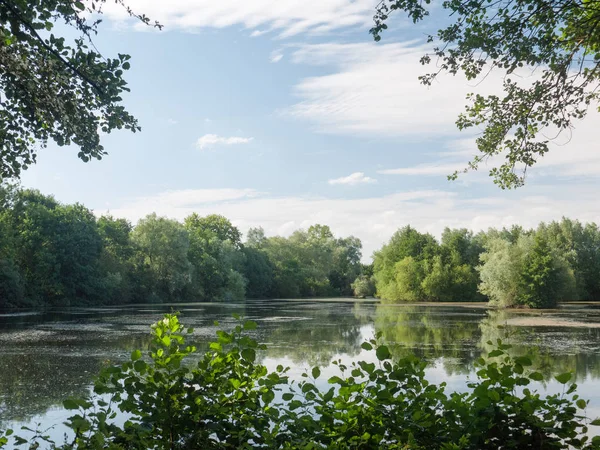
0, 187, 363, 308
371, 221, 600, 307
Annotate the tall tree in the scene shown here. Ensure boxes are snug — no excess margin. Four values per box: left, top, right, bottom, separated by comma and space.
0, 1, 159, 179
371, 0, 600, 188
131, 213, 192, 303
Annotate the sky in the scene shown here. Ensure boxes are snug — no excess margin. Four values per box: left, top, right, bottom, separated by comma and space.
19, 0, 600, 262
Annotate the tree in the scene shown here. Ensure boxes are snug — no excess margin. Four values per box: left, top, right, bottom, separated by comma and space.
519, 234, 576, 308
0, 1, 160, 179
478, 234, 576, 307
184, 214, 246, 302
373, 226, 438, 300
131, 214, 192, 302
97, 215, 135, 304
371, 0, 600, 188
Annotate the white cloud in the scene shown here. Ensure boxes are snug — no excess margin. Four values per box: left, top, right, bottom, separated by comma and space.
270, 51, 283, 63
378, 163, 467, 176
283, 41, 506, 136
103, 183, 600, 262
100, 0, 378, 37
196, 134, 253, 150
329, 172, 376, 185
250, 29, 268, 37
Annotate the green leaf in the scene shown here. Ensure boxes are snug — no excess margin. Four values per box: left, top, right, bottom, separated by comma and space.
122, 61, 131, 70
488, 390, 500, 402
555, 372, 572, 384
134, 360, 147, 373
131, 349, 142, 361
244, 320, 257, 330
63, 399, 79, 410
529, 372, 544, 381
312, 367, 321, 379
376, 345, 391, 361
74, 1, 85, 10
576, 399, 587, 409
361, 342, 373, 351
282, 393, 294, 401
230, 379, 241, 389
241, 348, 256, 363
590, 418, 600, 426
514, 356, 532, 366
488, 350, 504, 358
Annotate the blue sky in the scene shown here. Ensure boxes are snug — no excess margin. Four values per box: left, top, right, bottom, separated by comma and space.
20, 0, 600, 260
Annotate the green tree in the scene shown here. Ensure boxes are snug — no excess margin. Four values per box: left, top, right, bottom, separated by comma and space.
242, 247, 274, 299
351, 274, 376, 297
478, 234, 576, 307
97, 215, 135, 304
0, 1, 160, 179
519, 234, 576, 308
131, 213, 192, 303
373, 226, 438, 301
184, 214, 246, 301
371, 0, 600, 188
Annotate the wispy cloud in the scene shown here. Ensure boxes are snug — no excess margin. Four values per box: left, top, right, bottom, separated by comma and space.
284, 41, 507, 137
270, 51, 283, 63
329, 172, 376, 185
250, 29, 268, 37
101, 0, 378, 37
378, 163, 466, 176
196, 134, 253, 150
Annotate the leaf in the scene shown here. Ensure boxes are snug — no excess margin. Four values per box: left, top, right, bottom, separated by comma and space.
312, 367, 321, 379
63, 399, 79, 410
590, 418, 600, 426
488, 350, 504, 358
230, 379, 241, 389
576, 399, 587, 409
555, 372, 572, 384
514, 356, 532, 366
134, 360, 147, 373
282, 393, 294, 401
131, 350, 142, 361
243, 320, 257, 330
376, 345, 391, 361
122, 61, 131, 70
241, 348, 256, 363
529, 372, 544, 381
361, 342, 373, 351
488, 390, 500, 402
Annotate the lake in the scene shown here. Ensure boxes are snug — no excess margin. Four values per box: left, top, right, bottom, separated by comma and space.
1, 299, 600, 444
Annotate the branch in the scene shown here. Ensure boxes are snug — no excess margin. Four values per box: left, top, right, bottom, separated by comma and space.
0, 0, 106, 96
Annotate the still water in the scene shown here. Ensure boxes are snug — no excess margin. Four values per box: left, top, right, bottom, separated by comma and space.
1, 299, 600, 443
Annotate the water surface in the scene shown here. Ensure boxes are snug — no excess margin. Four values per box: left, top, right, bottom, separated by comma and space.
1, 299, 600, 443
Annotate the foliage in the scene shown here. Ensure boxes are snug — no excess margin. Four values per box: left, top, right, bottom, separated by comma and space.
371, 0, 600, 188
374, 226, 483, 302
0, 186, 365, 307
0, 1, 160, 180
351, 274, 376, 297
1, 314, 599, 449
478, 235, 576, 307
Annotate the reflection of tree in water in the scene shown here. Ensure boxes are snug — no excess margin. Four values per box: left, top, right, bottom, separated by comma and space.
258, 302, 373, 367
479, 310, 600, 382
373, 304, 600, 381
373, 303, 483, 375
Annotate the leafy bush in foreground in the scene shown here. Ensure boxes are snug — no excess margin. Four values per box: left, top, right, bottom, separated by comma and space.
2, 314, 599, 449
